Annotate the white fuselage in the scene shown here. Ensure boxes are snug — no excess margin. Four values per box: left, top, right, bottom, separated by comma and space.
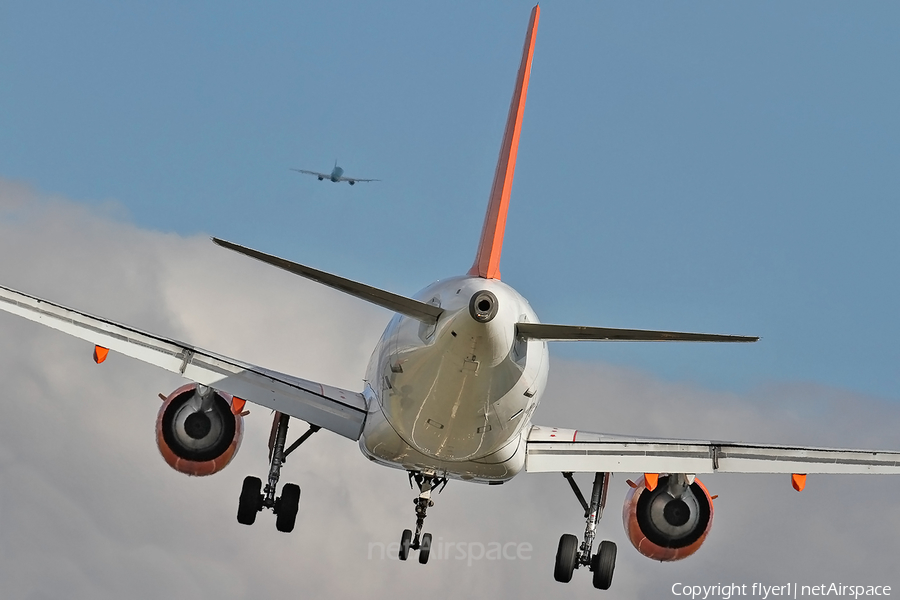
359, 276, 549, 483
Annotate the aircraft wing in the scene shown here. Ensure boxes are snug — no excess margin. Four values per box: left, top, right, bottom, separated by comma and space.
0, 284, 367, 440
338, 176, 380, 183
525, 426, 900, 475
291, 168, 331, 178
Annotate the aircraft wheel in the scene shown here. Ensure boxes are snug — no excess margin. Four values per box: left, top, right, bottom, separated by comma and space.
591, 540, 617, 590
275, 483, 301, 533
553, 533, 579, 583
237, 476, 262, 525
399, 529, 412, 561
419, 533, 433, 564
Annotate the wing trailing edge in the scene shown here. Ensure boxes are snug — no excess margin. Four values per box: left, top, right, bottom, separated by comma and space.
525, 426, 900, 474
468, 4, 539, 280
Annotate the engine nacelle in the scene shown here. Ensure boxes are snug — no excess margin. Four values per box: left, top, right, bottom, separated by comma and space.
622, 474, 714, 561
156, 383, 244, 476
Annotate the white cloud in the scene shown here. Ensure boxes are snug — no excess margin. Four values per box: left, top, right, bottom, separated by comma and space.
0, 179, 896, 599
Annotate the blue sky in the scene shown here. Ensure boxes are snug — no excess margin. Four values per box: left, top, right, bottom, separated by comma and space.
3, 1, 899, 399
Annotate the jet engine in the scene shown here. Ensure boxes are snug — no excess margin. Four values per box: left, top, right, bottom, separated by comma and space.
622, 474, 714, 561
156, 383, 244, 476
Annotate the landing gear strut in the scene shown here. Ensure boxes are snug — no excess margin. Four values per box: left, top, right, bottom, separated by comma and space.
554, 472, 617, 590
236, 412, 320, 533
399, 471, 447, 564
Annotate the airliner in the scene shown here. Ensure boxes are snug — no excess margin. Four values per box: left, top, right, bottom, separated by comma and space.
0, 5, 898, 592
292, 161, 379, 185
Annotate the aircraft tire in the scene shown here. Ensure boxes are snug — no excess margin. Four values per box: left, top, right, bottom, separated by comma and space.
399, 529, 412, 561
275, 483, 301, 533
237, 476, 262, 525
419, 533, 432, 564
554, 534, 579, 583
591, 540, 617, 590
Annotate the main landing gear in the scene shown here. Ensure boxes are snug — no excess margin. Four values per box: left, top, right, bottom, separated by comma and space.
554, 472, 617, 590
398, 471, 447, 565
236, 412, 320, 533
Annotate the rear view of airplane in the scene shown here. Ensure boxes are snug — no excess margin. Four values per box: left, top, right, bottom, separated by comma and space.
0, 5, 898, 592
291, 160, 379, 185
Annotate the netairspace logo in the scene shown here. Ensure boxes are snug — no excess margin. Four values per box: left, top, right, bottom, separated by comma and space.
368, 539, 532, 567
671, 583, 892, 600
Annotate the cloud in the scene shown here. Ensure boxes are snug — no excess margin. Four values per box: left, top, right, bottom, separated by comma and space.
0, 178, 897, 599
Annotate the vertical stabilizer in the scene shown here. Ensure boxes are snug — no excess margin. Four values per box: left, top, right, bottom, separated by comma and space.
468, 5, 539, 280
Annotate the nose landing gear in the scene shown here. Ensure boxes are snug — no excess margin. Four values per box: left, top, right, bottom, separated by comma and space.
554, 472, 617, 590
236, 412, 320, 533
399, 471, 447, 564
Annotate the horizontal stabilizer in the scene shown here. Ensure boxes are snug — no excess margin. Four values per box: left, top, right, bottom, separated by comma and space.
516, 322, 758, 343
213, 238, 443, 324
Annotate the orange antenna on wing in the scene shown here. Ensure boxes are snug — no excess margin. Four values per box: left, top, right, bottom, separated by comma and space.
469, 4, 539, 280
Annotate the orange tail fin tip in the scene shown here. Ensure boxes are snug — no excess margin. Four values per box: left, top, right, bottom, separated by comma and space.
469, 4, 539, 280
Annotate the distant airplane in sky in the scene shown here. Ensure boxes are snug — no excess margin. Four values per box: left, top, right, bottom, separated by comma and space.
0, 4, 898, 593
291, 161, 379, 185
